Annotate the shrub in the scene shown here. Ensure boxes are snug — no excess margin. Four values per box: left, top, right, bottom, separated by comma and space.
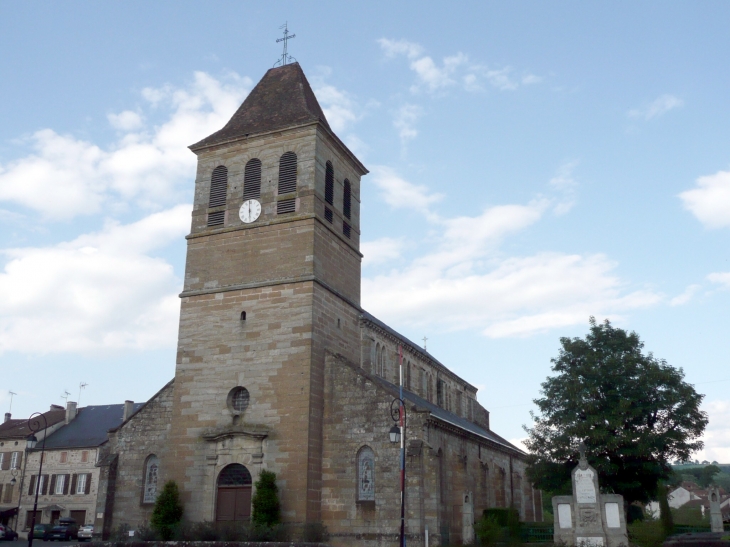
475, 515, 503, 547
252, 470, 281, 527
150, 480, 184, 540
301, 522, 329, 543
628, 519, 666, 547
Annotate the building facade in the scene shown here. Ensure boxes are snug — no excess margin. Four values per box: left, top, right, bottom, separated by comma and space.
98, 62, 541, 546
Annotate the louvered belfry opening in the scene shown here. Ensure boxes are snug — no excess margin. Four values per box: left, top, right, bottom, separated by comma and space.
325, 161, 334, 223
343, 179, 351, 219
243, 158, 262, 200
207, 165, 228, 226
277, 152, 297, 215
278, 152, 297, 194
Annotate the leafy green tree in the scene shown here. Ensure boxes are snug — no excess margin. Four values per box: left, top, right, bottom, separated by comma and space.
524, 318, 707, 505
251, 470, 281, 527
150, 480, 184, 540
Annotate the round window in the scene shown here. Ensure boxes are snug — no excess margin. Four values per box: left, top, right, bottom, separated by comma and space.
228, 387, 250, 414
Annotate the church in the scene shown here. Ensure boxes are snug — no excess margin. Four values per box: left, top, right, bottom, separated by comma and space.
92, 62, 542, 546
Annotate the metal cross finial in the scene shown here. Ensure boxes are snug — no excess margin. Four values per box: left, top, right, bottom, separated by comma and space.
275, 22, 296, 67
423, 336, 428, 351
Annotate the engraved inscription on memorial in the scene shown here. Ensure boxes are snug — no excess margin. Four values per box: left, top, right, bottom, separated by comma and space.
579, 508, 598, 525
558, 504, 573, 529
575, 469, 597, 503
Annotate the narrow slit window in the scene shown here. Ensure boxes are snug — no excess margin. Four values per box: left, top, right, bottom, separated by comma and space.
278, 152, 297, 195
243, 158, 262, 200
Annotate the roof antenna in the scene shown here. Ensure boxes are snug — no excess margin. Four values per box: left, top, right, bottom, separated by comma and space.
78, 382, 88, 407
274, 22, 296, 67
61, 390, 70, 404
8, 391, 16, 413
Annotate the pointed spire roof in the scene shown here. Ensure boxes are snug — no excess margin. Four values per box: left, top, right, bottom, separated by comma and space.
190, 63, 329, 151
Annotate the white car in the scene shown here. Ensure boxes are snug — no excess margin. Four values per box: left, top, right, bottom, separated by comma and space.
77, 525, 94, 542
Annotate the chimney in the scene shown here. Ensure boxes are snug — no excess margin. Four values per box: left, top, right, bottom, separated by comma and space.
4, 412, 10, 423
123, 400, 134, 422
66, 401, 78, 424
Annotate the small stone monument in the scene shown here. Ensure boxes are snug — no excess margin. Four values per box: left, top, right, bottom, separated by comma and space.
553, 443, 629, 547
709, 486, 723, 533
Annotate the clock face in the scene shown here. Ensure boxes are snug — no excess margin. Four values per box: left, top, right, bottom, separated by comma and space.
239, 199, 261, 223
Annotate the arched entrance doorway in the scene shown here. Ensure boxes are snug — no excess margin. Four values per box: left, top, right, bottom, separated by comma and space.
216, 464, 252, 522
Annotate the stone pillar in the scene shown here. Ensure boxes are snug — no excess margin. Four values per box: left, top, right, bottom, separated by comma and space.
709, 487, 723, 533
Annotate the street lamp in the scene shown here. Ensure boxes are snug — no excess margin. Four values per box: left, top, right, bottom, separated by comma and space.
389, 397, 406, 547
26, 413, 48, 547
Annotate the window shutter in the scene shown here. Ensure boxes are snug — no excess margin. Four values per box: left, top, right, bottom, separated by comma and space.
15, 451, 22, 469
208, 166, 228, 208
0, 452, 9, 470
206, 210, 225, 226
84, 474, 92, 495
0, 485, 3, 502
277, 152, 297, 195
243, 158, 262, 200
70, 474, 78, 495
276, 199, 296, 214
4, 483, 13, 504
49, 474, 57, 495
28, 475, 36, 496
41, 474, 49, 495
63, 474, 70, 495
342, 221, 351, 239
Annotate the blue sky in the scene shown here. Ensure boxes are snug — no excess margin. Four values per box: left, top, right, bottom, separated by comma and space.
1, 2, 729, 460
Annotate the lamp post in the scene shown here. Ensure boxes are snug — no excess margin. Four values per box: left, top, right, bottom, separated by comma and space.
389, 397, 406, 547
26, 413, 48, 547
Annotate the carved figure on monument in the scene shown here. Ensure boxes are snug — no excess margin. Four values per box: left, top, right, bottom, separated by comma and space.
552, 443, 629, 547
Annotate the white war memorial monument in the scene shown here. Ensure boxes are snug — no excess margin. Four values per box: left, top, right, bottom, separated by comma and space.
553, 443, 629, 547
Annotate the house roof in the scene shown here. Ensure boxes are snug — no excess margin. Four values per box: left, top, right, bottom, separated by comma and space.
0, 407, 66, 439
190, 63, 329, 151
39, 403, 143, 449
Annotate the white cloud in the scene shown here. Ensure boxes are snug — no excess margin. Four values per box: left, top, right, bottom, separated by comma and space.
693, 400, 730, 463
708, 271, 730, 288
679, 169, 730, 229
0, 205, 191, 354
370, 166, 443, 213
670, 284, 702, 306
362, 237, 405, 267
0, 71, 250, 220
377, 38, 423, 60
314, 84, 360, 134
378, 37, 540, 94
107, 110, 144, 131
628, 94, 684, 120
393, 104, 423, 143
549, 161, 579, 215
362, 169, 660, 338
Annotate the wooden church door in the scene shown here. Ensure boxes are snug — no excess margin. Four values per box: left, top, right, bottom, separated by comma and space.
216, 464, 252, 522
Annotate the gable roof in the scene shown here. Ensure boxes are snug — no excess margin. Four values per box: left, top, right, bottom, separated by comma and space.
190, 63, 329, 151
40, 403, 144, 449
0, 407, 66, 439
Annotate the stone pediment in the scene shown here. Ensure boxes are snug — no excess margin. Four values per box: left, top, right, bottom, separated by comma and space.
200, 424, 269, 443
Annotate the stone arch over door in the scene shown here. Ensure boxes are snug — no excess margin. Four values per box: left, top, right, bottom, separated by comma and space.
215, 464, 253, 522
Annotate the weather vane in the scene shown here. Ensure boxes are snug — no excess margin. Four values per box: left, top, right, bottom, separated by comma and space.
274, 22, 296, 67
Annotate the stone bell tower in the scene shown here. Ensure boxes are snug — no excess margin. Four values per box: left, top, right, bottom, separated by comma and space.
167, 63, 368, 524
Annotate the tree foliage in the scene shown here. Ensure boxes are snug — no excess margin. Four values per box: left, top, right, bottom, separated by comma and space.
150, 480, 184, 540
524, 318, 707, 505
251, 470, 281, 527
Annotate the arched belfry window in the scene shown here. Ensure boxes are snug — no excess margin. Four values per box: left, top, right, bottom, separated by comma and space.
342, 179, 351, 238
207, 166, 228, 226
324, 161, 334, 223
216, 464, 253, 522
277, 152, 297, 214
243, 159, 262, 200
357, 446, 375, 501
143, 455, 159, 503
